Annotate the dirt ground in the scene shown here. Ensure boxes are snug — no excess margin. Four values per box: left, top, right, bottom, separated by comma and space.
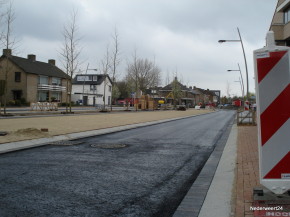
0, 109, 212, 144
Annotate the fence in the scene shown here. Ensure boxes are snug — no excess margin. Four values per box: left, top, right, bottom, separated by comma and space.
30, 102, 58, 111
237, 109, 256, 125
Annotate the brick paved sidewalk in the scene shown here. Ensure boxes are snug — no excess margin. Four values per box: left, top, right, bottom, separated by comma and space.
234, 126, 261, 217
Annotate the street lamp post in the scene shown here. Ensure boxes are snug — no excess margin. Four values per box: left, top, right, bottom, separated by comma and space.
219, 27, 249, 102
234, 78, 244, 100
228, 63, 245, 100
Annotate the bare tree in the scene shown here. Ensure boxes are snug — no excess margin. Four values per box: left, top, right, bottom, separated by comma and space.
100, 45, 111, 110
109, 27, 121, 110
1, 1, 16, 115
226, 80, 232, 98
165, 70, 170, 86
60, 9, 82, 113
126, 52, 161, 95
171, 76, 182, 109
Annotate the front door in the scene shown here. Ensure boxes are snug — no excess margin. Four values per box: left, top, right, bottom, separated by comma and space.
83, 96, 88, 106
13, 90, 22, 100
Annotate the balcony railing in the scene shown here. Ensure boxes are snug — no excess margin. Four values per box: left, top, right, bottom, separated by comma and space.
38, 84, 66, 92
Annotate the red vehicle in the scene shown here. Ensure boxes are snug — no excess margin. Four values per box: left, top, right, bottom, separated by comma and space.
116, 98, 137, 106
232, 99, 242, 107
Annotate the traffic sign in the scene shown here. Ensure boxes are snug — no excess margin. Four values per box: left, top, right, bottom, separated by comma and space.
254, 31, 290, 194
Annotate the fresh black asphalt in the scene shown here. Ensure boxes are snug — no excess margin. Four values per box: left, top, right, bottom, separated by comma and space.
0, 110, 235, 217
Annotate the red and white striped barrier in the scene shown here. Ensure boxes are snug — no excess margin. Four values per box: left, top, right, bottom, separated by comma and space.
244, 101, 249, 111
254, 31, 290, 194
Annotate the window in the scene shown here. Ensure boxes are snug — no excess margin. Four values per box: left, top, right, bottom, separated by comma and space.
13, 90, 22, 100
90, 85, 97, 91
284, 8, 290, 23
52, 77, 61, 85
93, 76, 98, 81
39, 76, 48, 85
51, 92, 61, 102
108, 86, 112, 92
38, 91, 49, 102
76, 75, 92, 81
15, 72, 21, 82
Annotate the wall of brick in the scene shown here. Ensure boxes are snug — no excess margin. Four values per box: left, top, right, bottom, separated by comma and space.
0, 58, 27, 103
26, 74, 38, 103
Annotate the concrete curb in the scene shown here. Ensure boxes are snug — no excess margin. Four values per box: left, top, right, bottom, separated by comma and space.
198, 123, 237, 217
0, 112, 214, 154
173, 120, 236, 217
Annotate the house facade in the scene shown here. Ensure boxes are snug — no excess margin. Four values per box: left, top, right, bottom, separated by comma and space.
193, 87, 219, 106
145, 79, 220, 107
71, 74, 112, 106
158, 79, 199, 107
270, 0, 290, 45
0, 49, 69, 104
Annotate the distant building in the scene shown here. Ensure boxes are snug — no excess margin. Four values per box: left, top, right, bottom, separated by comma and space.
145, 79, 220, 107
159, 78, 197, 106
270, 0, 290, 46
0, 49, 69, 104
193, 87, 219, 106
210, 90, 221, 105
71, 74, 112, 106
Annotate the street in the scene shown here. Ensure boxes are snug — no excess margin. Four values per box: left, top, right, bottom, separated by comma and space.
0, 110, 235, 217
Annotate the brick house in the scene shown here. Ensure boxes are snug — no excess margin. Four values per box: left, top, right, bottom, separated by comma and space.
193, 87, 219, 105
159, 78, 197, 107
0, 49, 69, 104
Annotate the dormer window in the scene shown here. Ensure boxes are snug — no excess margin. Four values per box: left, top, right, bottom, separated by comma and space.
77, 75, 93, 81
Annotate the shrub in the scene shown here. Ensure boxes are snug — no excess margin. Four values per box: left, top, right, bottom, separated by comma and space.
20, 98, 26, 104
8, 100, 15, 106
14, 100, 21, 106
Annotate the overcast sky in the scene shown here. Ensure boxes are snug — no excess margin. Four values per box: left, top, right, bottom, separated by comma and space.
9, 0, 277, 97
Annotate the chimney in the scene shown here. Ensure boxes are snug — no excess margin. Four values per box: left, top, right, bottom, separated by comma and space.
3, 49, 12, 56
27, 54, 36, 61
48, 59, 55, 65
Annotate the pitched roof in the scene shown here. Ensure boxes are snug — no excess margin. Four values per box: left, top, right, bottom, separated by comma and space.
161, 80, 190, 91
3, 55, 69, 79
189, 89, 200, 95
72, 74, 112, 85
194, 87, 217, 96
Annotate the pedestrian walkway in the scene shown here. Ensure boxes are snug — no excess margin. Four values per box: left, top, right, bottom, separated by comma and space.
234, 126, 260, 217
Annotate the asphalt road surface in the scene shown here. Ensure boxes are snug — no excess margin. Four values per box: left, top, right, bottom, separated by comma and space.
0, 110, 235, 217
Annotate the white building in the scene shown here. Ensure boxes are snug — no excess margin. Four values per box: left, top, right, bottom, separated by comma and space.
71, 74, 112, 106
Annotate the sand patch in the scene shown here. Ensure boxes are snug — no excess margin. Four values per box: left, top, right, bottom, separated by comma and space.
15, 128, 44, 135
4, 128, 51, 142
0, 109, 213, 143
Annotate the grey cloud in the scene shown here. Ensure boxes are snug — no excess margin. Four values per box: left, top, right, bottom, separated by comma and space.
8, 0, 278, 96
